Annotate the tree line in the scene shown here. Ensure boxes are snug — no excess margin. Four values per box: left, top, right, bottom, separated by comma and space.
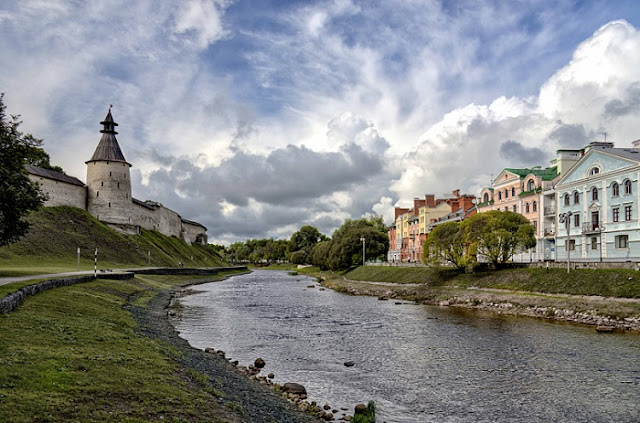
221, 216, 389, 271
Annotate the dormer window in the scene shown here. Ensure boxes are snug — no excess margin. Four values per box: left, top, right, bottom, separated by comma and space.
589, 166, 600, 176
527, 179, 535, 191
483, 193, 489, 202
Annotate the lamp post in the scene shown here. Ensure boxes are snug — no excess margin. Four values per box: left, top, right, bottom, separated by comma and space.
360, 237, 366, 266
559, 211, 573, 273
598, 224, 606, 263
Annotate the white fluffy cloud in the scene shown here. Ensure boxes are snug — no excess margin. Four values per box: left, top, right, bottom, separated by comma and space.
392, 20, 640, 206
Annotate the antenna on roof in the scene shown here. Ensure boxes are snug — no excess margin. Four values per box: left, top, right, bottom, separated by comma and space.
598, 131, 607, 142
490, 173, 493, 185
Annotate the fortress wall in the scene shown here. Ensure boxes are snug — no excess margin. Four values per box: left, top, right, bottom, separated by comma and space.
182, 221, 208, 246
131, 203, 159, 232
155, 206, 183, 239
29, 175, 87, 209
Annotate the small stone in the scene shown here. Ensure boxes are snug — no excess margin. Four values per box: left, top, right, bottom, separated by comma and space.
342, 416, 352, 421
378, 296, 388, 301
354, 404, 367, 415
324, 404, 331, 410
344, 361, 355, 367
268, 372, 275, 379
232, 360, 239, 366
254, 358, 266, 369
322, 411, 334, 420
204, 347, 216, 353
307, 284, 315, 288
168, 310, 176, 316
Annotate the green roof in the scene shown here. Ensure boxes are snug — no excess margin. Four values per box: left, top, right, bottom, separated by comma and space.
504, 166, 558, 181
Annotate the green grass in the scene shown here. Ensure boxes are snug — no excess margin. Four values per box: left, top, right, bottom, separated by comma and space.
345, 266, 640, 298
0, 206, 227, 276
0, 272, 245, 422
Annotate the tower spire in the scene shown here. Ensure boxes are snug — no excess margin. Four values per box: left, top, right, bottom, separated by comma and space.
87, 108, 129, 164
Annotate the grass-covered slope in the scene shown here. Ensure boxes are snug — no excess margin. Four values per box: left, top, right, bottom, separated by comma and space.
0, 206, 226, 276
345, 265, 640, 298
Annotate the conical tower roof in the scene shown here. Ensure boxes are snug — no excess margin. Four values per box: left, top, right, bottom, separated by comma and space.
86, 109, 130, 165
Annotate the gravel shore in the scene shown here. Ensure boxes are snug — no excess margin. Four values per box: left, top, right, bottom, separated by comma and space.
128, 283, 319, 423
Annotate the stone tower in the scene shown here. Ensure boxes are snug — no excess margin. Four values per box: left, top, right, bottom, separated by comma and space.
86, 109, 133, 226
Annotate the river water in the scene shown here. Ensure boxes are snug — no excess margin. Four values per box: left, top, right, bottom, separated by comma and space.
173, 269, 640, 422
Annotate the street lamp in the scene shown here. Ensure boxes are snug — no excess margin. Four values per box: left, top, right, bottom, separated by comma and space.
360, 237, 366, 266
559, 211, 573, 273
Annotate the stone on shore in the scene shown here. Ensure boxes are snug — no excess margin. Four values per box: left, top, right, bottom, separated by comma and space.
282, 382, 307, 395
354, 404, 367, 414
344, 361, 355, 367
254, 357, 266, 368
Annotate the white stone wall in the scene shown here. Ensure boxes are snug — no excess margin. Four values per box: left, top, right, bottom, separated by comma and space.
29, 174, 87, 209
86, 161, 133, 225
182, 222, 208, 245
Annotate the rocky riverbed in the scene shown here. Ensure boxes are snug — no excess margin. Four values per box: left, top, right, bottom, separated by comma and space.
321, 276, 640, 333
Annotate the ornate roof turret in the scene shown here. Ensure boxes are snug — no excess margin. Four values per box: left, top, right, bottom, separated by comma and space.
86, 108, 129, 164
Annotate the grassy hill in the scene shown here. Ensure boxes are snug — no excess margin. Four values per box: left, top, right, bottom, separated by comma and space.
0, 206, 227, 276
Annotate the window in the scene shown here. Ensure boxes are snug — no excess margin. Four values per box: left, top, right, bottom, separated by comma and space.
532, 220, 537, 230
101, 181, 103, 187
525, 203, 530, 213
117, 182, 120, 188
613, 207, 619, 222
511, 187, 515, 196
96, 191, 99, 198
483, 193, 489, 203
589, 167, 600, 176
591, 237, 598, 250
108, 202, 111, 208
625, 205, 632, 221
109, 171, 112, 177
532, 201, 537, 212
504, 207, 508, 211
505, 189, 509, 199
527, 179, 535, 191
592, 188, 598, 201
625, 180, 632, 195
574, 191, 580, 204
612, 182, 619, 196
566, 239, 576, 251
615, 235, 629, 249
498, 191, 502, 200
512, 205, 517, 212
574, 214, 580, 227
564, 194, 570, 206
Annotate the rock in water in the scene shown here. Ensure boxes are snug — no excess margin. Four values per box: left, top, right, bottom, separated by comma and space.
354, 404, 367, 415
282, 382, 307, 395
254, 358, 266, 368
344, 361, 355, 367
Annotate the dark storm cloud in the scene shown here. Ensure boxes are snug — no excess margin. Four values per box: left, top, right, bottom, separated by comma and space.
499, 140, 546, 165
548, 122, 589, 147
604, 82, 640, 118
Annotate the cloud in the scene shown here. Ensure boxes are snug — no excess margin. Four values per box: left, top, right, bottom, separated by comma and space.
172, 0, 229, 48
499, 140, 547, 165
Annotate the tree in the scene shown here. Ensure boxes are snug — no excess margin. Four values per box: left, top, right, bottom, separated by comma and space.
309, 240, 332, 270
325, 216, 389, 270
422, 221, 468, 270
0, 94, 47, 246
287, 225, 326, 264
462, 210, 536, 268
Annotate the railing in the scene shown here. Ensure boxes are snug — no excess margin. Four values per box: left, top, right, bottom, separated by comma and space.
543, 228, 555, 237
543, 206, 555, 216
582, 221, 604, 234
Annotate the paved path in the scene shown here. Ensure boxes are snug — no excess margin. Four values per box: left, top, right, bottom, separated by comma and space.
0, 267, 163, 286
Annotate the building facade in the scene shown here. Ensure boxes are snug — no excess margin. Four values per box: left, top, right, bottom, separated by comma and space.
27, 109, 208, 245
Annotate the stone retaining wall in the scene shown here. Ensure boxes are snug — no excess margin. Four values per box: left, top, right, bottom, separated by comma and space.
0, 275, 96, 314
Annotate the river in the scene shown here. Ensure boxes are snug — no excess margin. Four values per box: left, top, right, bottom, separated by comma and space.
173, 269, 640, 423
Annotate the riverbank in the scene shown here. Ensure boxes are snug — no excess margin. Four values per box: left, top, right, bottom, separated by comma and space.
271, 265, 640, 332
0, 270, 319, 422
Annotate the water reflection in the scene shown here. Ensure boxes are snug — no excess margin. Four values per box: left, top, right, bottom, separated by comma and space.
174, 269, 640, 423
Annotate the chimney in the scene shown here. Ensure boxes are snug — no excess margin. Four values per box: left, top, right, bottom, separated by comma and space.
425, 194, 435, 208
394, 207, 411, 220
459, 195, 476, 212
452, 189, 460, 198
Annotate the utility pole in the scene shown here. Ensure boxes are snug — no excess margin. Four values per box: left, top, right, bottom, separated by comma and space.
559, 211, 573, 273
94, 248, 98, 277
360, 237, 366, 266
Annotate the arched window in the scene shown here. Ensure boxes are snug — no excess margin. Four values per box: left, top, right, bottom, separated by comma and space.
612, 182, 619, 196
483, 192, 489, 203
511, 187, 516, 196
505, 189, 509, 198
592, 187, 598, 201
624, 180, 632, 195
527, 179, 535, 191
573, 191, 579, 204
525, 203, 530, 213
589, 167, 600, 176
532, 201, 537, 212
564, 193, 570, 206
498, 191, 502, 200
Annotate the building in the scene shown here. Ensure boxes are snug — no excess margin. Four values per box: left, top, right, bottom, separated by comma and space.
554, 141, 640, 262
387, 190, 476, 262
477, 149, 583, 261
27, 109, 208, 245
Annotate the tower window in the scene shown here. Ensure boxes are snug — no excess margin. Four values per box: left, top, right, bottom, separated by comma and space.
117, 182, 120, 188
96, 191, 99, 197
101, 181, 103, 187
109, 171, 112, 177
108, 202, 111, 208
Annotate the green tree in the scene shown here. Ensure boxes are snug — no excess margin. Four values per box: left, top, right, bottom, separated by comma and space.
325, 216, 388, 270
309, 240, 332, 270
0, 94, 47, 246
422, 221, 468, 270
462, 210, 536, 268
287, 225, 326, 264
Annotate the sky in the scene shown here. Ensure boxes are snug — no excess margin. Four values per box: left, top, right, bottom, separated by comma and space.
2, 0, 640, 244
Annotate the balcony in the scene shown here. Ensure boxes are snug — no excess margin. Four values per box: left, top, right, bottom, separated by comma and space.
582, 221, 604, 234
543, 206, 556, 216
543, 228, 555, 237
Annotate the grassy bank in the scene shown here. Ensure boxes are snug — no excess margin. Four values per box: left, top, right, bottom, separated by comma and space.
0, 206, 226, 277
345, 266, 640, 298
0, 271, 248, 422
